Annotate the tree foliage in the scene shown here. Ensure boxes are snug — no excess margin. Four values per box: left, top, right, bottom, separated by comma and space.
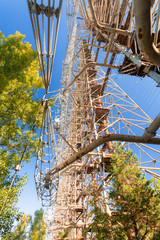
4, 209, 46, 240
9, 214, 30, 240
58, 229, 69, 239
85, 144, 160, 239
29, 209, 46, 240
0, 31, 43, 237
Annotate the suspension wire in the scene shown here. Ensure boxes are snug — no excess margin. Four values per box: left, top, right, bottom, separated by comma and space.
0, 93, 47, 216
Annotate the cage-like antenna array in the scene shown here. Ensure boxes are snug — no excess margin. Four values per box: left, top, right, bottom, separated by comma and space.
35, 101, 59, 207
27, 0, 63, 92
27, 0, 160, 238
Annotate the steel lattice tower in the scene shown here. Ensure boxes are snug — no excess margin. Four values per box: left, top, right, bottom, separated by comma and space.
27, 0, 160, 239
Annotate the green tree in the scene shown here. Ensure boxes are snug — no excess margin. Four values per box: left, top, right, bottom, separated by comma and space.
9, 214, 30, 240
0, 31, 43, 237
109, 145, 160, 239
85, 144, 160, 239
84, 180, 113, 240
58, 229, 69, 239
29, 209, 46, 240
5, 209, 46, 240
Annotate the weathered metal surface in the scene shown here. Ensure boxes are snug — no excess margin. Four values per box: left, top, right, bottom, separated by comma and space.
143, 113, 160, 141
134, 0, 160, 66
45, 133, 160, 178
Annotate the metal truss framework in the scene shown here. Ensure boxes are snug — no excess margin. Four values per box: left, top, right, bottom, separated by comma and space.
46, 30, 160, 238
27, 0, 160, 239
27, 0, 63, 93
35, 101, 59, 207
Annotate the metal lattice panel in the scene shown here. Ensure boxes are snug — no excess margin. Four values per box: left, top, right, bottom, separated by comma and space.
35, 101, 59, 207
27, 0, 63, 92
48, 17, 160, 238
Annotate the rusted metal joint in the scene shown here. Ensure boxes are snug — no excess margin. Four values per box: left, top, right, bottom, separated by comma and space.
143, 128, 156, 142
29, 1, 59, 17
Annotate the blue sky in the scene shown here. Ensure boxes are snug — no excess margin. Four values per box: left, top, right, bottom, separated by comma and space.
1, 0, 160, 218
0, 0, 68, 216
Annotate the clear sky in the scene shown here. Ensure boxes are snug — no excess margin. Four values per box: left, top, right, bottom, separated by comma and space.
1, 0, 160, 218
0, 0, 68, 216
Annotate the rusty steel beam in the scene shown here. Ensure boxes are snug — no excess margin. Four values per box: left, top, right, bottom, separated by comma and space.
63, 62, 119, 94
45, 133, 160, 178
142, 113, 160, 141
144, 169, 160, 180
134, 0, 160, 66
87, 0, 131, 36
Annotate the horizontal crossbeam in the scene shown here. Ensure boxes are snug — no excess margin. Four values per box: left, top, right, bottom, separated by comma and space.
45, 133, 160, 179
